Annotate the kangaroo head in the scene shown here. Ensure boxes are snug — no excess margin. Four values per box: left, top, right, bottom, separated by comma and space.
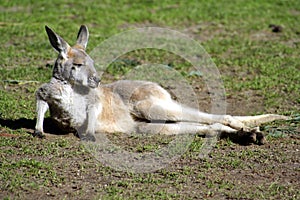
45, 25, 100, 88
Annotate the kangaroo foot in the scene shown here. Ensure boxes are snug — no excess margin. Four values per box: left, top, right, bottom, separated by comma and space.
236, 127, 266, 145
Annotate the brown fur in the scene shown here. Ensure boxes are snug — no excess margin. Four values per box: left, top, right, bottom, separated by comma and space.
34, 25, 289, 144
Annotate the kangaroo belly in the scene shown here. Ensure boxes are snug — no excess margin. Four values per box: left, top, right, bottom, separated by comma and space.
95, 87, 136, 134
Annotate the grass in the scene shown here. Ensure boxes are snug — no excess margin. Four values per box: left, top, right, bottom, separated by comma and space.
1, 0, 300, 199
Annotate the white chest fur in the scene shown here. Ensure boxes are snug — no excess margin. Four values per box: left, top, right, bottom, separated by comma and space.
52, 84, 89, 128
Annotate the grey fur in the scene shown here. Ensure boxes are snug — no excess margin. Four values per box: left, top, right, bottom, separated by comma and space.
34, 25, 288, 144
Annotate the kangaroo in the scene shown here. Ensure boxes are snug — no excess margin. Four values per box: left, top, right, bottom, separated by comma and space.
34, 25, 288, 144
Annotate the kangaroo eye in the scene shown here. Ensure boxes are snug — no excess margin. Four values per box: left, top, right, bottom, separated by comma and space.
73, 63, 83, 68
73, 63, 83, 67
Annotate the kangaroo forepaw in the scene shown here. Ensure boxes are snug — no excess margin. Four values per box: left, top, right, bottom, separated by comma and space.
33, 130, 45, 139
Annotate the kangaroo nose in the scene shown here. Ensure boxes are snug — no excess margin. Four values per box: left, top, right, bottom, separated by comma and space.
88, 75, 101, 88
94, 76, 101, 85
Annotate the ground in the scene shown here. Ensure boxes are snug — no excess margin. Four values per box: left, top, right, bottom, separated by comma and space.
1, 121, 299, 199
0, 1, 299, 199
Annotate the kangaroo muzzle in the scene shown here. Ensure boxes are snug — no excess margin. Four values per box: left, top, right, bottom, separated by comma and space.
88, 75, 100, 88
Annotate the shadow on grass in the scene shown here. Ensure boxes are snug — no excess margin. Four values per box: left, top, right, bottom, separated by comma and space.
0, 117, 71, 136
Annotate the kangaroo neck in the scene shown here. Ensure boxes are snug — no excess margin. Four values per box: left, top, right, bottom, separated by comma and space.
72, 84, 91, 95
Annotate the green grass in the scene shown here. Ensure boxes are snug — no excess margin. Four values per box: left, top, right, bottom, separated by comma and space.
0, 0, 299, 199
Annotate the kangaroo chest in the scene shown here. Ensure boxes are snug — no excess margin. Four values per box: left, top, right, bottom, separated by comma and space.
49, 84, 88, 130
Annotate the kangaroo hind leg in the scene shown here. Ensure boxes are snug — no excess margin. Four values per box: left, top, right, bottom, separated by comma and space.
135, 122, 264, 144
133, 98, 246, 130
233, 114, 289, 127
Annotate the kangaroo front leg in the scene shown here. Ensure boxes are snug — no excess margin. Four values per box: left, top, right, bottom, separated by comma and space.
80, 103, 102, 142
34, 99, 49, 138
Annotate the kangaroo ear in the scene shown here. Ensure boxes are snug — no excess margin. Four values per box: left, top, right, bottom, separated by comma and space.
45, 26, 70, 56
76, 25, 89, 50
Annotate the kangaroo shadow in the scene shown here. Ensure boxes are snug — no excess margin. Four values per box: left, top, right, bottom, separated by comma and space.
0, 117, 70, 135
